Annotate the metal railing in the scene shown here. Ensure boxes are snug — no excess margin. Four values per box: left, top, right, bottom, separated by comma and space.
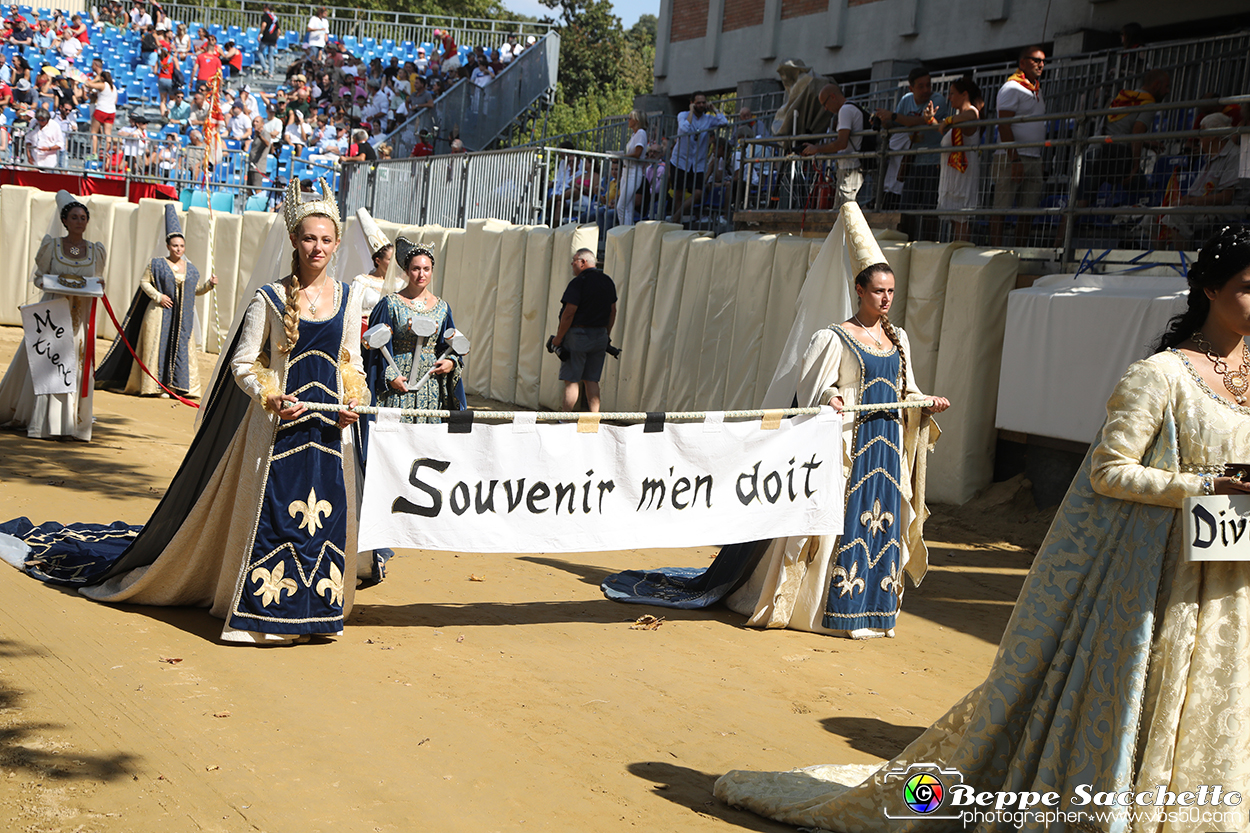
380, 31, 559, 158
156, 0, 552, 51
340, 145, 724, 234
736, 95, 1250, 266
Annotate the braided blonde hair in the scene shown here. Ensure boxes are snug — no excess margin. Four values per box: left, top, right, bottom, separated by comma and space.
280, 246, 302, 355
855, 263, 907, 396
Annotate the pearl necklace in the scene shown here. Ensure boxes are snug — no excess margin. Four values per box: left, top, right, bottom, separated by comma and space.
401, 292, 433, 312
1192, 331, 1250, 404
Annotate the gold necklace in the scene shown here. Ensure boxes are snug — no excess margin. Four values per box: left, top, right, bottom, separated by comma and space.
1192, 331, 1250, 404
303, 278, 327, 315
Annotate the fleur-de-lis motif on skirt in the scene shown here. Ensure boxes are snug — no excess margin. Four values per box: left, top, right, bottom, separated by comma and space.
860, 498, 894, 537
289, 487, 333, 537
830, 560, 866, 597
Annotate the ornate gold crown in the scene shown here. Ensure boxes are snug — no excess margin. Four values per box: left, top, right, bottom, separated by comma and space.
283, 178, 342, 237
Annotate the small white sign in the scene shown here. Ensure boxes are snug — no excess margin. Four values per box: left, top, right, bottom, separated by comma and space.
20, 297, 77, 396
1183, 494, 1250, 562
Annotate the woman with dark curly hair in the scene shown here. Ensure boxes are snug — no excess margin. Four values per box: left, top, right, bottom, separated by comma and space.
0, 192, 106, 440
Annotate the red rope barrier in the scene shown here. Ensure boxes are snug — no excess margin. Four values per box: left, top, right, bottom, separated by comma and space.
98, 294, 200, 409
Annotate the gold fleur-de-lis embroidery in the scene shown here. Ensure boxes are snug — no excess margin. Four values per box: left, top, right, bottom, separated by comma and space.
860, 498, 894, 537
316, 563, 344, 606
289, 487, 333, 537
830, 560, 865, 597
251, 561, 298, 607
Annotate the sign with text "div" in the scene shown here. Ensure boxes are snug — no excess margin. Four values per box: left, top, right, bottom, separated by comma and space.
1183, 494, 1250, 561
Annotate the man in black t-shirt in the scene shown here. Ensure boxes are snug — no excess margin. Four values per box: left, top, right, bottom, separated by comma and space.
552, 248, 618, 412
258, 4, 280, 77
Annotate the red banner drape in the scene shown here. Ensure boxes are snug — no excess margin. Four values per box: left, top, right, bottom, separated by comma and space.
0, 167, 178, 202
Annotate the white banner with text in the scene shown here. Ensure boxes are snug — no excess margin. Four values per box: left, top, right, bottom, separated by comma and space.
358, 411, 845, 554
21, 297, 77, 396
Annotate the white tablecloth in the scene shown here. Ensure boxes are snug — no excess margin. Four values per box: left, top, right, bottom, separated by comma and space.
996, 273, 1188, 444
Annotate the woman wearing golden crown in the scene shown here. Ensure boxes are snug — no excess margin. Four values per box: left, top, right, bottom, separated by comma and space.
4, 179, 370, 645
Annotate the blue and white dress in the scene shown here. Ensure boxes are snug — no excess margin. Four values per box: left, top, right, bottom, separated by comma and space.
5, 279, 370, 644
601, 322, 937, 639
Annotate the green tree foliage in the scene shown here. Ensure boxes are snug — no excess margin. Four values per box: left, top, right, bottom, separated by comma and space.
539, 0, 655, 137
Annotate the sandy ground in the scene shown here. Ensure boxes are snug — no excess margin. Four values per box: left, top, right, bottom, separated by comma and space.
0, 325, 1057, 833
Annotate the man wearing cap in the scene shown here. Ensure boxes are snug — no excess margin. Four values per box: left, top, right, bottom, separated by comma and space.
552, 248, 617, 412
25, 107, 62, 168
415, 47, 428, 74
1162, 112, 1241, 246
97, 204, 218, 399
237, 85, 261, 121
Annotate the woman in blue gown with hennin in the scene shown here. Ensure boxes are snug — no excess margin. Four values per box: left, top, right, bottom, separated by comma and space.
4, 179, 370, 645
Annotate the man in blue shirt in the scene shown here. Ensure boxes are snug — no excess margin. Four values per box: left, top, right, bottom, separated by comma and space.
667, 92, 728, 224
875, 67, 949, 233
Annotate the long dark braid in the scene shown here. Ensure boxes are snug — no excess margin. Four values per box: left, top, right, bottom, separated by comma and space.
855, 262, 908, 396
1153, 226, 1250, 353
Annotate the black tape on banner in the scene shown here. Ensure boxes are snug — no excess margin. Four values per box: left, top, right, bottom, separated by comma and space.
644, 412, 666, 433
448, 410, 475, 434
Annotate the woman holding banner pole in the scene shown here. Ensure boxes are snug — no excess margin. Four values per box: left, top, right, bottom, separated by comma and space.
714, 226, 1250, 831
0, 192, 107, 441
602, 212, 948, 638
3, 179, 371, 645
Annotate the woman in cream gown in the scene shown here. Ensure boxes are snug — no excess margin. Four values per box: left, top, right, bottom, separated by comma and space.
714, 227, 1250, 832
0, 195, 106, 440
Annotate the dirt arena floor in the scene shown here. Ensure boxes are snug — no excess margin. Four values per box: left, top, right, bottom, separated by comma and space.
0, 326, 1057, 833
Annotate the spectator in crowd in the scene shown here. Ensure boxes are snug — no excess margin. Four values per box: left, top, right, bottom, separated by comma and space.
470, 60, 494, 88
194, 38, 222, 92
0, 53, 10, 86
153, 6, 170, 35
501, 34, 518, 65
117, 112, 147, 172
415, 47, 428, 74
412, 128, 434, 157
667, 92, 728, 223
550, 141, 591, 220
188, 90, 210, 129
247, 116, 271, 194
221, 40, 242, 80
347, 128, 375, 161
258, 4, 279, 77
875, 67, 950, 236
1162, 112, 1239, 247
54, 100, 76, 165
410, 75, 434, 112
165, 88, 190, 129
129, 2, 151, 32
306, 7, 329, 61
85, 69, 116, 159
1057, 68, 1171, 246
435, 29, 459, 73
60, 27, 83, 61
12, 76, 32, 108
449, 138, 466, 154
937, 75, 984, 242
801, 81, 865, 209
34, 69, 55, 112
617, 109, 647, 226
137, 23, 158, 69
25, 106, 62, 168
9, 16, 32, 52
67, 14, 89, 45
170, 22, 190, 58
1120, 21, 1144, 50
990, 45, 1047, 247
237, 85, 261, 121
228, 101, 252, 151
552, 248, 617, 413
155, 47, 176, 116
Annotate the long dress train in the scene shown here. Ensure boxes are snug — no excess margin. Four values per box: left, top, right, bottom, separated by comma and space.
714, 350, 1250, 833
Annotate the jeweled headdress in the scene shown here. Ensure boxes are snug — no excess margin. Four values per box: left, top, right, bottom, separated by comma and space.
394, 236, 435, 270
283, 177, 342, 237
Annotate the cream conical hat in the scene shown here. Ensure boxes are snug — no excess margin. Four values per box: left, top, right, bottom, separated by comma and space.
841, 202, 886, 278
355, 207, 390, 257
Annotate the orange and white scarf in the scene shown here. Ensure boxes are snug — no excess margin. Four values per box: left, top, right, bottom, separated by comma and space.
1107, 88, 1155, 123
945, 116, 967, 172
1006, 70, 1039, 96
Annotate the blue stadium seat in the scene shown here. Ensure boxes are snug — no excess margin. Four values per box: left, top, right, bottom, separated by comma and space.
210, 191, 234, 212
190, 190, 210, 208
245, 193, 268, 211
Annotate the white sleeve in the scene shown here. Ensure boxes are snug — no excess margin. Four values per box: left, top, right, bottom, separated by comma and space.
231, 291, 273, 403
996, 85, 1021, 115
796, 328, 846, 408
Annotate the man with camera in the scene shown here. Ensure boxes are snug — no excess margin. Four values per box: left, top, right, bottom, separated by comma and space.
550, 248, 617, 412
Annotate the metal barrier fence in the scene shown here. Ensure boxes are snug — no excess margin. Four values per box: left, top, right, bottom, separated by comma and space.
737, 95, 1250, 265
158, 0, 552, 53
341, 145, 721, 234
384, 32, 560, 158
